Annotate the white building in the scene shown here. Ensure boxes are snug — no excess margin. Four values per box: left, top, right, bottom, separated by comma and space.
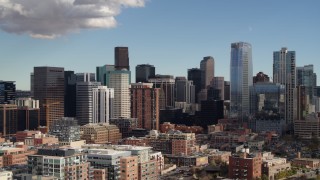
92, 86, 114, 124
109, 70, 131, 118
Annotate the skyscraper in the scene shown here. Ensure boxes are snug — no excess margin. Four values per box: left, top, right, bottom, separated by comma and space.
230, 42, 253, 121
115, 47, 129, 70
188, 68, 202, 103
76, 73, 95, 82
0, 81, 16, 104
109, 70, 131, 118
76, 81, 101, 125
175, 77, 195, 104
130, 83, 160, 130
200, 56, 214, 89
273, 47, 296, 128
92, 86, 114, 124
211, 77, 225, 100
296, 65, 317, 102
149, 75, 175, 109
96, 65, 115, 86
64, 71, 77, 117
33, 67, 64, 129
136, 64, 156, 83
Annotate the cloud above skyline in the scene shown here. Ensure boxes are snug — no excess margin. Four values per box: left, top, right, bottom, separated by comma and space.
0, 0, 145, 39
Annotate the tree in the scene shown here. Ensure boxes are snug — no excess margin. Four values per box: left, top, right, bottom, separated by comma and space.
261, 174, 269, 180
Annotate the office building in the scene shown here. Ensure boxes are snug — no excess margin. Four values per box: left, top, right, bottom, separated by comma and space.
76, 72, 95, 82
115, 47, 129, 70
294, 113, 320, 139
175, 77, 195, 104
188, 68, 202, 103
0, 81, 16, 104
295, 85, 312, 120
253, 72, 270, 84
273, 47, 296, 128
80, 123, 122, 144
64, 71, 77, 117
30, 73, 34, 97
149, 75, 175, 109
230, 42, 253, 121
93, 86, 114, 124
120, 156, 139, 180
96, 65, 115, 86
200, 56, 214, 89
130, 83, 160, 130
28, 148, 90, 179
109, 70, 131, 118
198, 100, 224, 126
136, 64, 156, 83
14, 98, 40, 131
224, 81, 230, 101
249, 82, 286, 134
296, 65, 317, 102
33, 67, 64, 129
0, 104, 17, 136
211, 77, 224, 100
76, 81, 101, 125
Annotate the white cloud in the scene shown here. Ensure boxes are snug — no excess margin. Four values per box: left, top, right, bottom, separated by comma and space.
0, 0, 145, 39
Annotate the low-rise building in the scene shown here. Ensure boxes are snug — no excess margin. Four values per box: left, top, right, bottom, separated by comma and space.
228, 149, 262, 180
80, 123, 122, 144
292, 158, 320, 169
262, 152, 291, 180
0, 170, 12, 180
166, 155, 208, 167
0, 143, 36, 167
120, 156, 138, 180
28, 148, 91, 180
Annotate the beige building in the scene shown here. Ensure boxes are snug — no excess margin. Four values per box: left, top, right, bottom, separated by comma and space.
0, 144, 36, 167
262, 152, 291, 180
93, 169, 107, 180
292, 158, 320, 169
80, 123, 122, 144
120, 156, 138, 180
294, 113, 320, 139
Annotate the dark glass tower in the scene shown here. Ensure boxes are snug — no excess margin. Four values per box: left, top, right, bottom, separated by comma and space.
188, 68, 202, 103
64, 71, 77, 117
0, 81, 16, 104
34, 67, 64, 129
135, 64, 155, 83
115, 47, 129, 70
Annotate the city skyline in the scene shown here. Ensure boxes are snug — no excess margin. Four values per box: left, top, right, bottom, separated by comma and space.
0, 0, 320, 90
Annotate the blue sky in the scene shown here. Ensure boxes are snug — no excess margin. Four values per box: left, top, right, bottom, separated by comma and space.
0, 0, 319, 90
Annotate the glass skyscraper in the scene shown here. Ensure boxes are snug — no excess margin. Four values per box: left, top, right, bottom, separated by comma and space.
230, 42, 253, 121
273, 47, 296, 129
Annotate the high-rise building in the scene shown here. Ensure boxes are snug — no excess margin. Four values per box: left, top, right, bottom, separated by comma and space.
149, 75, 175, 109
0, 81, 16, 104
14, 98, 40, 131
136, 64, 156, 83
109, 70, 131, 118
30, 73, 34, 97
96, 64, 115, 86
253, 72, 270, 84
211, 77, 225, 100
0, 104, 17, 136
130, 83, 160, 130
76, 81, 101, 125
175, 77, 195, 104
115, 47, 129, 70
76, 72, 95, 82
295, 86, 312, 120
273, 47, 296, 128
64, 71, 77, 117
224, 81, 230, 101
200, 56, 214, 89
33, 67, 64, 129
230, 42, 253, 121
296, 65, 317, 102
188, 68, 202, 103
198, 100, 224, 126
110, 117, 138, 138
92, 86, 114, 124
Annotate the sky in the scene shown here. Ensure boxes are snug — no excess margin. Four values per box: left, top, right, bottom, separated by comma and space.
0, 0, 319, 90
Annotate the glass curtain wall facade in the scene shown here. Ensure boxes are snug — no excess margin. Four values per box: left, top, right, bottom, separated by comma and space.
230, 42, 253, 121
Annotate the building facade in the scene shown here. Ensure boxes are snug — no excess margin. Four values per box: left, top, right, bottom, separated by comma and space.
230, 42, 253, 121
188, 68, 202, 103
130, 83, 160, 130
33, 67, 64, 129
273, 48, 296, 129
0, 81, 16, 104
96, 65, 115, 86
135, 64, 155, 83
93, 86, 114, 124
200, 56, 214, 89
148, 75, 175, 109
115, 47, 129, 70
